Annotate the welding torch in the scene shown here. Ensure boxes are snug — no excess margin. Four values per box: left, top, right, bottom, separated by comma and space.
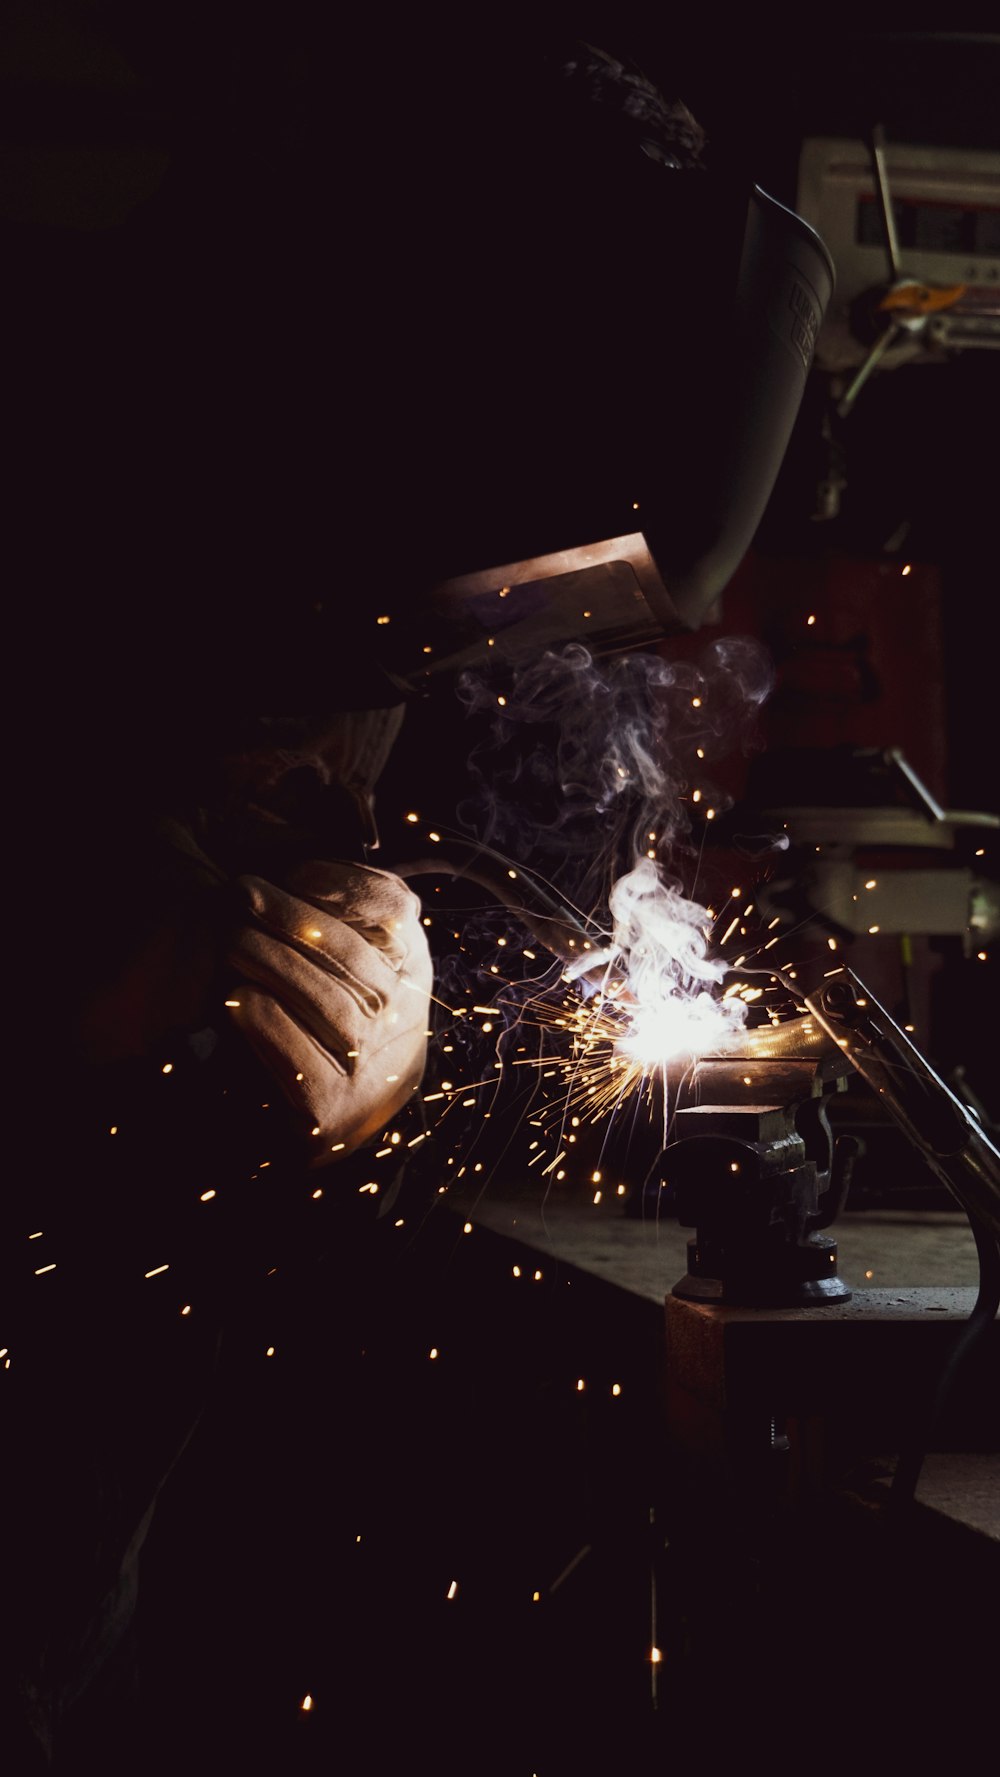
397, 843, 609, 970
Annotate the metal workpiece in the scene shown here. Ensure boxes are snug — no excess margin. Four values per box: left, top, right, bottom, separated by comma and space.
805, 969, 1000, 1242
686, 1010, 854, 1087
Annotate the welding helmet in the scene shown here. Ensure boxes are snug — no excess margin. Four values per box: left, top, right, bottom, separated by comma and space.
341, 34, 837, 692
11, 29, 834, 715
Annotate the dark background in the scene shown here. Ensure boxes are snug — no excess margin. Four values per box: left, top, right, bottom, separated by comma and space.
2, 12, 998, 1772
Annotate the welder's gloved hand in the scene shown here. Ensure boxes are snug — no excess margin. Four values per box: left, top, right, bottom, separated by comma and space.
225, 861, 433, 1161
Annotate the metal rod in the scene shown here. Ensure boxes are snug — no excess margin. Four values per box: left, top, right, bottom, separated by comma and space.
804, 968, 1000, 1241
836, 320, 902, 418
870, 123, 903, 284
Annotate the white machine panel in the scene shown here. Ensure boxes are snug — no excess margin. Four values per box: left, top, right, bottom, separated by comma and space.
797, 137, 1000, 372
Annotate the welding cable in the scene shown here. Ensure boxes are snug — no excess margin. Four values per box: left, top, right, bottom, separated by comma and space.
890, 1214, 1000, 1510
396, 847, 606, 967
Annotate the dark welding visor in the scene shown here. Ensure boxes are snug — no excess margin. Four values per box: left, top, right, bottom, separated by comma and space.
377, 170, 834, 686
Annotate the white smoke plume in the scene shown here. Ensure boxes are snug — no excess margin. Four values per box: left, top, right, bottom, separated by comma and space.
458, 635, 774, 1066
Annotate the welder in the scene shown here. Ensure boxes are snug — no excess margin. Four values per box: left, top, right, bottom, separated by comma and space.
2, 18, 831, 1766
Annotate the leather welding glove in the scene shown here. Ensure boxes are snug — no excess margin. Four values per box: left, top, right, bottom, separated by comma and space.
225, 860, 433, 1161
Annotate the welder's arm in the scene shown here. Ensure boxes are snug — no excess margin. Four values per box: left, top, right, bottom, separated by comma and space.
225, 861, 433, 1162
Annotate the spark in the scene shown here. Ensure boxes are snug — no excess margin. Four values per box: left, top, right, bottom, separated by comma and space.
301, 1695, 314, 1712
161, 1063, 173, 1075
145, 1264, 169, 1278
901, 563, 912, 576
34, 1263, 57, 1276
447, 1580, 458, 1600
414, 844, 813, 1188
